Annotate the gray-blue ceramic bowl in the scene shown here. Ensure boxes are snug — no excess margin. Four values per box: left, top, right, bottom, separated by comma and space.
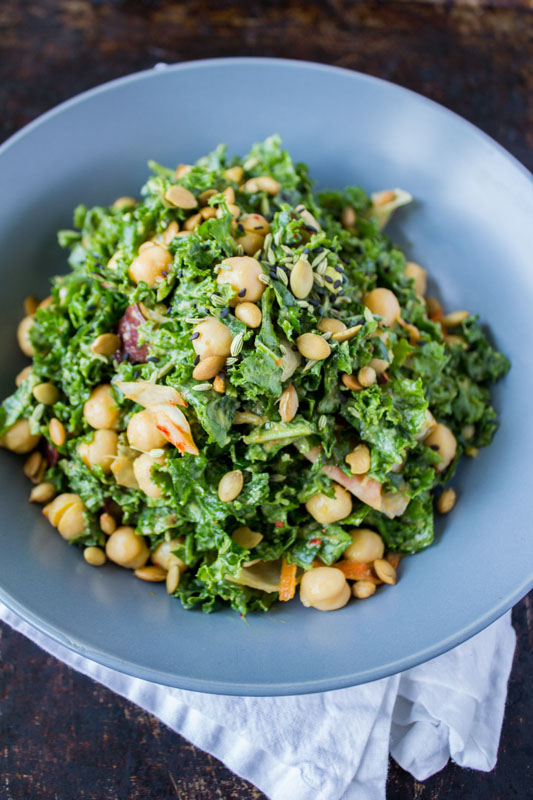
0, 58, 531, 696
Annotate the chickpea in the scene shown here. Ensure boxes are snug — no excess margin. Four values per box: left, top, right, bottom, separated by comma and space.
216, 256, 266, 305
345, 444, 371, 475
105, 526, 149, 569
151, 538, 186, 572
129, 244, 172, 287
192, 318, 233, 359
364, 288, 401, 327
43, 493, 82, 527
78, 429, 118, 472
240, 214, 270, 236
344, 529, 385, 563
305, 483, 352, 524
405, 261, 427, 296
0, 418, 40, 454
83, 384, 119, 430
425, 423, 457, 472
237, 232, 264, 256
300, 567, 351, 611
127, 409, 167, 452
51, 495, 86, 540
17, 316, 35, 357
133, 453, 166, 498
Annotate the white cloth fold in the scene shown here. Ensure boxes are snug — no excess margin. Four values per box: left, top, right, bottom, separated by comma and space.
1, 602, 515, 800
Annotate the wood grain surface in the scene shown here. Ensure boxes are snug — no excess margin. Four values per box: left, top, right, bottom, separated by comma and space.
1, 2, 532, 799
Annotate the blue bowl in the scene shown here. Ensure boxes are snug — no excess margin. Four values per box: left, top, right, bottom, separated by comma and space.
0, 58, 531, 695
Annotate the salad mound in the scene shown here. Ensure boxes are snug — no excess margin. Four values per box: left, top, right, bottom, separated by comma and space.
0, 136, 509, 613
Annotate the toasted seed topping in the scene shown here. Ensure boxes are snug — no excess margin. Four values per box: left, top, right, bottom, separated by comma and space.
166, 562, 181, 594
437, 487, 456, 514
99, 512, 116, 535
332, 324, 362, 343
242, 176, 279, 195
296, 333, 331, 361
84, 546, 107, 567
91, 333, 121, 356
49, 418, 66, 447
442, 310, 469, 327
341, 206, 356, 229
24, 451, 44, 480
373, 558, 397, 584
342, 373, 363, 391
218, 470, 244, 502
279, 384, 298, 423
165, 185, 198, 209
29, 482, 56, 504
193, 355, 226, 381
290, 259, 314, 299
134, 565, 167, 582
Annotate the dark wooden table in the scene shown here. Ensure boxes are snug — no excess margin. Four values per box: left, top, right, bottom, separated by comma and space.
1, 2, 532, 798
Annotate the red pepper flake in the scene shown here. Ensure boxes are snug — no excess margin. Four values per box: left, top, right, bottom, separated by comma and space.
274, 520, 285, 529
309, 538, 322, 546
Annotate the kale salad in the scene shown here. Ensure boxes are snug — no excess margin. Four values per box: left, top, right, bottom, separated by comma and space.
0, 136, 509, 614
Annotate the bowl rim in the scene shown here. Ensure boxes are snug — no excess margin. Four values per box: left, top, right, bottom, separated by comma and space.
0, 57, 531, 695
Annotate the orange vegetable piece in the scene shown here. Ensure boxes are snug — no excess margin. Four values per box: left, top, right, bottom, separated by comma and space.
333, 560, 378, 582
279, 558, 297, 601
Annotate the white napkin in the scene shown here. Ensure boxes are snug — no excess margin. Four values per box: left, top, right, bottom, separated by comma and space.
0, 601, 515, 800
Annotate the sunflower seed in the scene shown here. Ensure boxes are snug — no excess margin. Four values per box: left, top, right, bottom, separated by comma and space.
318, 415, 328, 430
192, 383, 212, 391
316, 260, 329, 275
210, 294, 226, 307
258, 273, 270, 285
225, 357, 238, 366
313, 273, 325, 287
260, 196, 270, 217
230, 332, 245, 357
297, 300, 311, 309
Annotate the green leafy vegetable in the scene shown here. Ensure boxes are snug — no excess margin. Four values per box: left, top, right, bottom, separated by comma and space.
0, 136, 509, 614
